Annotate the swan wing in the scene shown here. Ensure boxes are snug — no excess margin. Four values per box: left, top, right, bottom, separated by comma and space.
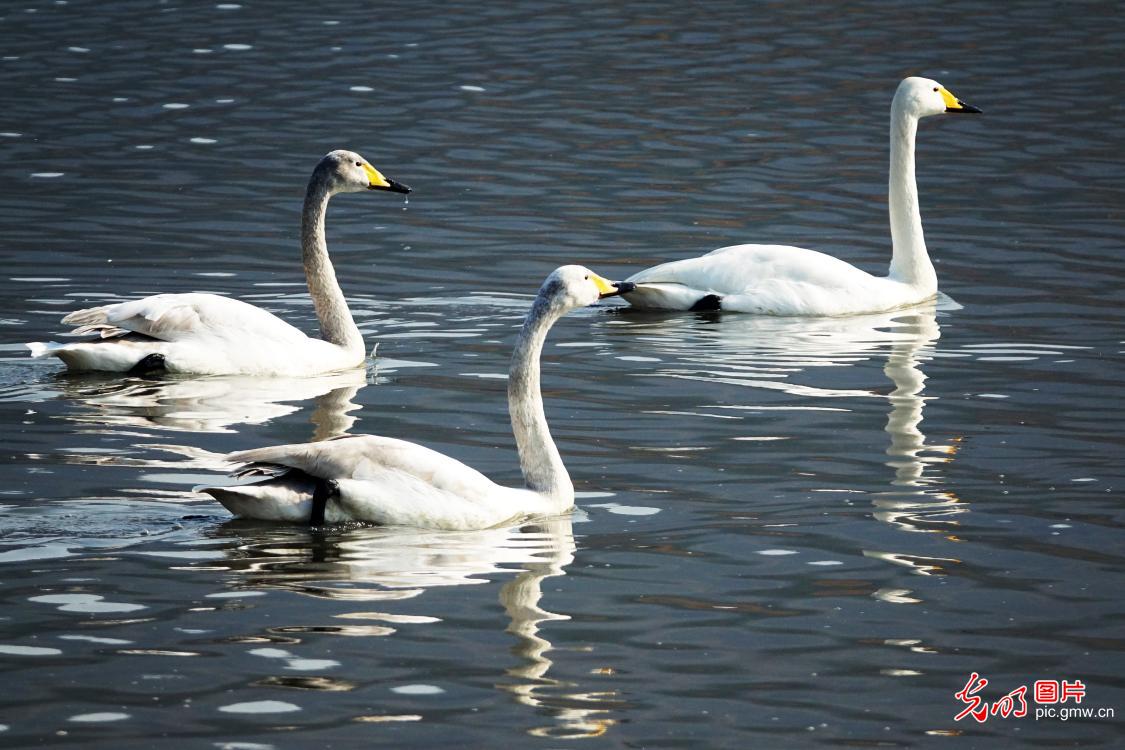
228, 434, 500, 502
63, 293, 308, 345
628, 244, 877, 294
331, 476, 533, 530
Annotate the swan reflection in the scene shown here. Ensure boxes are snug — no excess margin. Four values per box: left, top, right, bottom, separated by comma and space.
607, 301, 951, 398
607, 301, 964, 575
872, 307, 966, 539
496, 518, 619, 739
50, 368, 366, 436
208, 515, 617, 737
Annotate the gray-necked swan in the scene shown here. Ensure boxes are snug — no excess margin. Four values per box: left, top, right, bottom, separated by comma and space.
28, 149, 410, 375
199, 266, 634, 530
622, 77, 980, 315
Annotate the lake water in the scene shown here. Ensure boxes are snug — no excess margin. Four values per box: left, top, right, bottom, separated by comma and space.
1, 0, 1122, 747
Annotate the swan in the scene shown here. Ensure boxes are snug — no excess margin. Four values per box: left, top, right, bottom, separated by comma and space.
198, 265, 634, 529
27, 149, 411, 376
621, 77, 981, 315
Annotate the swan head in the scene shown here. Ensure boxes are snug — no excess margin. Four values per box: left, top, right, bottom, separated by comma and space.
537, 265, 634, 312
316, 149, 412, 195
895, 77, 981, 119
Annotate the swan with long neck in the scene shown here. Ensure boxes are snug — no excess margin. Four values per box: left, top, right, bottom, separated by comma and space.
27, 149, 410, 375
621, 77, 981, 315
199, 266, 634, 530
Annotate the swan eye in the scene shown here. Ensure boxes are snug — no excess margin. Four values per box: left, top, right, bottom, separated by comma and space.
584, 274, 589, 280
933, 87, 939, 92
355, 161, 362, 167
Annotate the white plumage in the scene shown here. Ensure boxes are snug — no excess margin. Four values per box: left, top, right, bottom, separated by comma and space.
207, 434, 554, 528
623, 77, 981, 316
199, 266, 633, 530
27, 149, 410, 376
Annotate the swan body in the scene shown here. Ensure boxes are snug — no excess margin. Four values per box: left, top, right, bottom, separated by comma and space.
205, 434, 560, 528
200, 266, 633, 529
622, 77, 981, 316
27, 149, 410, 376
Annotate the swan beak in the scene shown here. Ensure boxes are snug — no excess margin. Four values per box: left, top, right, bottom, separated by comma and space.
940, 87, 982, 114
364, 163, 412, 194
592, 274, 636, 299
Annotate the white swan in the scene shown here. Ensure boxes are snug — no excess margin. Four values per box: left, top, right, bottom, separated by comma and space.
27, 149, 410, 376
199, 265, 634, 529
622, 77, 981, 315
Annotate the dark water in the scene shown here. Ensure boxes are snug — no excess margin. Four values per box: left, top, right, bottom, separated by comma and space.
1, 0, 1123, 747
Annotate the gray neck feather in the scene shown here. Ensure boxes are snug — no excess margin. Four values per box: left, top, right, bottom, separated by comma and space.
508, 295, 574, 506
300, 173, 363, 354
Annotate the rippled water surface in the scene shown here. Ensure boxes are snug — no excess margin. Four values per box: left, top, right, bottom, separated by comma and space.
1, 1, 1123, 747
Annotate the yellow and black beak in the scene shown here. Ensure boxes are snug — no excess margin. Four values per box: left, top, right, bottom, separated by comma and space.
363, 163, 412, 194
591, 273, 636, 299
939, 86, 982, 114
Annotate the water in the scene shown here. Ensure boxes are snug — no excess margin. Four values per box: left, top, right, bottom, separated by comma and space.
1, 0, 1123, 746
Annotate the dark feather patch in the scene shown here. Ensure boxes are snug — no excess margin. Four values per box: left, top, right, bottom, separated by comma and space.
128, 353, 166, 375
689, 294, 722, 312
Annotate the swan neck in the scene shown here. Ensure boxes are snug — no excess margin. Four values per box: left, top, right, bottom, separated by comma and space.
508, 296, 573, 507
301, 176, 363, 354
887, 105, 936, 291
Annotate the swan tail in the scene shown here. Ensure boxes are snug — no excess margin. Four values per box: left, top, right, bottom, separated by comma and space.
622, 283, 721, 311
199, 471, 322, 522
31, 304, 163, 370
25, 339, 166, 372
27, 341, 62, 359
